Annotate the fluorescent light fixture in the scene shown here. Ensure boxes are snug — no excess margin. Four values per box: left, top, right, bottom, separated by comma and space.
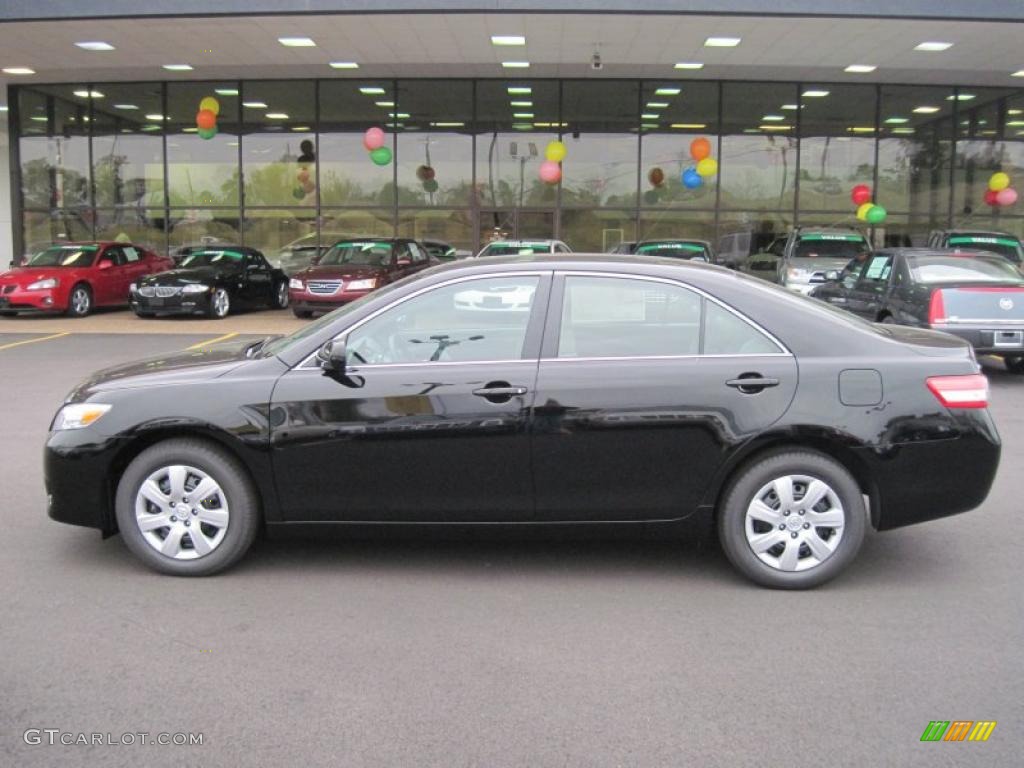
671, 123, 706, 129
359, 86, 386, 95
844, 64, 877, 73
1013, 70, 1024, 78
3, 67, 35, 75
431, 121, 465, 127
291, 126, 311, 131
848, 126, 875, 133
646, 102, 669, 108
265, 112, 289, 119
760, 124, 792, 131
655, 87, 681, 95
915, 41, 953, 51
375, 101, 395, 107
913, 106, 940, 113
507, 86, 532, 95
144, 113, 165, 121
141, 124, 161, 132
885, 117, 909, 124
75, 41, 115, 51
1006, 120, 1024, 127
491, 35, 525, 46
802, 90, 830, 98
73, 90, 104, 98
512, 123, 533, 130
0, 105, 8, 112
513, 112, 534, 118
162, 64, 193, 71
891, 127, 915, 134
641, 123, 659, 129
278, 36, 316, 47
761, 115, 785, 121
329, 61, 359, 69
113, 103, 138, 110
509, 101, 532, 107
781, 104, 803, 110
30, 116, 47, 122
214, 88, 239, 96
242, 101, 268, 108
947, 93, 975, 101
743, 128, 761, 134
1009, 109, 1023, 115
387, 112, 411, 119
182, 127, 198, 133
502, 61, 530, 68
641, 113, 660, 119
674, 62, 704, 70
704, 36, 740, 47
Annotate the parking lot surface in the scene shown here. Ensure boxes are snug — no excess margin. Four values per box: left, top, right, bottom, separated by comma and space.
1, 330, 1022, 767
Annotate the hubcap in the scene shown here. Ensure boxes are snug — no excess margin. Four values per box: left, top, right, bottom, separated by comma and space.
744, 474, 845, 572
213, 290, 229, 317
134, 464, 229, 560
72, 289, 89, 314
277, 283, 288, 307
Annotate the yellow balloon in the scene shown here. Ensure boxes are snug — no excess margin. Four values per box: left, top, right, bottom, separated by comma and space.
696, 157, 718, 177
989, 172, 1010, 192
545, 141, 567, 162
199, 96, 220, 117
856, 202, 874, 221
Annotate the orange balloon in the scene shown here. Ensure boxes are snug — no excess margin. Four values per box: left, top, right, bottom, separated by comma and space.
196, 109, 217, 131
690, 137, 711, 162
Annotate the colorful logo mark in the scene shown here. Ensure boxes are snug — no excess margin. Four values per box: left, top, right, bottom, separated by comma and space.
920, 721, 997, 742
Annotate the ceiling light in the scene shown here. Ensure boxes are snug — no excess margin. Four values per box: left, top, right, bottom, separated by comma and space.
215, 88, 239, 96
674, 62, 704, 70
647, 102, 669, 108
329, 61, 359, 69
431, 121, 465, 127
671, 123, 706, 129
113, 103, 138, 110
73, 90, 104, 99
848, 126, 875, 133
513, 112, 534, 118
762, 115, 785, 121
30, 116, 47, 122
512, 123, 533, 131
1008, 109, 1023, 115
891, 127, 915, 134
491, 35, 525, 46
278, 37, 316, 47
913, 106, 940, 113
760, 124, 792, 131
1013, 70, 1024, 78
655, 87, 682, 95
947, 93, 975, 101
265, 112, 289, 119
162, 64, 193, 71
243, 101, 267, 108
507, 87, 532, 94
641, 123, 659, 129
375, 101, 395, 107
802, 90, 830, 98
915, 41, 953, 51
141, 124, 161, 132
182, 127, 198, 133
0, 105, 8, 112
291, 126, 311, 131
641, 113, 660, 119
781, 104, 803, 111
144, 114, 165, 121
704, 37, 740, 47
1006, 120, 1024, 127
885, 117, 909, 124
359, 86, 386, 95
3, 67, 35, 75
844, 64, 877, 73
387, 112, 410, 119
75, 41, 115, 51
509, 100, 532, 107
502, 61, 530, 68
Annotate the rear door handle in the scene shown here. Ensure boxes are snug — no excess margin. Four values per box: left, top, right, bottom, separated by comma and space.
473, 386, 528, 397
726, 375, 780, 394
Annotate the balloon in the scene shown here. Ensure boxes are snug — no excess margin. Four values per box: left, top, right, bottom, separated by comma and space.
866, 205, 887, 224
197, 125, 217, 140
643, 189, 660, 204
690, 137, 712, 161
416, 165, 429, 181
422, 179, 439, 193
292, 187, 305, 200
199, 96, 220, 116
369, 146, 392, 165
196, 109, 217, 131
301, 179, 316, 194
297, 169, 310, 184
696, 157, 718, 178
851, 184, 872, 206
988, 172, 1010, 192
856, 202, 874, 221
682, 168, 702, 189
648, 167, 665, 187
984, 189, 1000, 206
544, 141, 567, 163
539, 160, 562, 184
363, 127, 386, 151
996, 187, 1018, 206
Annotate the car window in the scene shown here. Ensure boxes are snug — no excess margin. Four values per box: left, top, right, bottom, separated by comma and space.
855, 254, 893, 287
246, 252, 265, 268
793, 234, 870, 259
121, 246, 141, 263
102, 247, 125, 266
558, 277, 701, 358
908, 255, 1024, 285
408, 242, 428, 263
946, 235, 1023, 264
346, 276, 541, 365
703, 301, 781, 355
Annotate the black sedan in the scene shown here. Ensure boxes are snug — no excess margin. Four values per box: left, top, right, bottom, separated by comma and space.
46, 255, 999, 588
131, 246, 288, 318
811, 248, 1024, 372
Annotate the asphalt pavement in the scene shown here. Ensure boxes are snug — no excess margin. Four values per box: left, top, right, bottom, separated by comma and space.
1, 331, 1021, 767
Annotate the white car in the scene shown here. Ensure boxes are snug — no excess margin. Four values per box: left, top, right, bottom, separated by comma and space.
453, 283, 537, 312
475, 239, 571, 258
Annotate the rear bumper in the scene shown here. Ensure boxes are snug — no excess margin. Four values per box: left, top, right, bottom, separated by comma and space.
930, 323, 1024, 354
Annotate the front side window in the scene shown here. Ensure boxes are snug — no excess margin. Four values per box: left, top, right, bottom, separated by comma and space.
27, 245, 98, 268
346, 276, 541, 365
856, 254, 894, 287
122, 246, 141, 263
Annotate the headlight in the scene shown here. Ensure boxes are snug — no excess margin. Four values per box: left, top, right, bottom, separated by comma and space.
52, 403, 111, 431
289, 278, 304, 290
348, 278, 377, 290
786, 267, 808, 280
181, 283, 209, 294
27, 278, 58, 290
129, 283, 138, 293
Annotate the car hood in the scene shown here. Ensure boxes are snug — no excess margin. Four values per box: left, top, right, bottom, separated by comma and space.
295, 263, 385, 280
138, 266, 239, 286
0, 266, 86, 284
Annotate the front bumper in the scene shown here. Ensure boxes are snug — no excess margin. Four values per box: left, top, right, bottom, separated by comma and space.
0, 286, 65, 312
45, 427, 123, 533
930, 323, 1024, 355
131, 292, 213, 316
290, 288, 371, 313
782, 281, 824, 296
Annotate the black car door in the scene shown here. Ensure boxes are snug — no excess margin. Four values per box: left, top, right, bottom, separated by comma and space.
242, 251, 274, 305
269, 271, 551, 522
529, 272, 798, 522
844, 253, 895, 320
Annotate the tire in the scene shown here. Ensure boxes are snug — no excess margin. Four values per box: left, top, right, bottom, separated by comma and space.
0, 310, 17, 317
133, 309, 154, 318
293, 308, 313, 319
272, 281, 290, 309
1004, 355, 1024, 374
207, 287, 230, 319
66, 283, 93, 318
717, 450, 866, 589
114, 438, 260, 576
879, 314, 897, 324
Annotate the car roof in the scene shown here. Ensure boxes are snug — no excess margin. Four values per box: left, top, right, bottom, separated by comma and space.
637, 239, 711, 246
876, 247, 1009, 261
793, 228, 867, 236
941, 229, 1021, 239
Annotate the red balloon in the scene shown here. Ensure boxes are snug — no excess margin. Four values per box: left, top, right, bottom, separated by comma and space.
984, 189, 999, 206
196, 109, 217, 131
648, 167, 665, 187
851, 184, 872, 206
689, 137, 711, 162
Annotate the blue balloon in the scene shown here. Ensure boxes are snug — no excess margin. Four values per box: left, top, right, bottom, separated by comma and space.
682, 168, 703, 189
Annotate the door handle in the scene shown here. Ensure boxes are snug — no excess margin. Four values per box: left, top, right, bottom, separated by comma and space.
726, 375, 780, 394
472, 382, 528, 403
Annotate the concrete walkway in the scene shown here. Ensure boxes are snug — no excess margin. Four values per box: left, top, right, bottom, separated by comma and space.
0, 307, 307, 336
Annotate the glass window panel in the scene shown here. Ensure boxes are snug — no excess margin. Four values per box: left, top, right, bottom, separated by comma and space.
640, 81, 719, 209
19, 210, 91, 264
90, 83, 165, 209
242, 209, 317, 263
241, 80, 316, 207
166, 82, 240, 207
720, 83, 798, 211
397, 209, 473, 253
560, 209, 636, 252
18, 86, 91, 209
321, 208, 394, 237
561, 80, 639, 207
953, 88, 1024, 220
716, 212, 793, 268
639, 209, 715, 242
168, 211, 241, 255
798, 84, 877, 212
94, 210, 169, 255
703, 301, 779, 355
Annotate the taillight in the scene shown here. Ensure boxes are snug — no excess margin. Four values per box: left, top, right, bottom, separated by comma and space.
928, 289, 946, 325
926, 374, 989, 409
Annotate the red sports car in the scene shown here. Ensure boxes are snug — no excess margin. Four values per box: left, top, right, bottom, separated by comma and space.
0, 242, 173, 317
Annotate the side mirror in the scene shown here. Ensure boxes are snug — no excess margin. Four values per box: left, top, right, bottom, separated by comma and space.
825, 270, 840, 282
317, 338, 347, 374
98, 259, 114, 270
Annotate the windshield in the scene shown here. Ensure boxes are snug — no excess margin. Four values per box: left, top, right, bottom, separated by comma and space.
947, 235, 1023, 264
27, 245, 98, 268
181, 250, 246, 268
793, 235, 869, 260
909, 255, 1024, 285
636, 242, 710, 259
479, 242, 552, 257
320, 241, 393, 267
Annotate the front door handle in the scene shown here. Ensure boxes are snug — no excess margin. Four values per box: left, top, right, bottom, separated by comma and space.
726, 375, 780, 394
473, 382, 528, 403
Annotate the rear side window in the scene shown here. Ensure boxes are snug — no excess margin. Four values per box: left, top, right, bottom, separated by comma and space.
703, 302, 780, 355
909, 255, 1024, 285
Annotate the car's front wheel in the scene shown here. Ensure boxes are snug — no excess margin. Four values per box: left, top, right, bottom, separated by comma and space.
115, 439, 260, 576
718, 450, 866, 589
66, 283, 92, 317
1003, 355, 1024, 374
272, 281, 289, 309
293, 308, 313, 319
207, 288, 230, 319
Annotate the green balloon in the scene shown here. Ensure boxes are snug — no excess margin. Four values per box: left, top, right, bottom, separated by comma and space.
866, 205, 887, 224
422, 179, 439, 193
292, 187, 305, 200
369, 146, 392, 166
197, 125, 217, 140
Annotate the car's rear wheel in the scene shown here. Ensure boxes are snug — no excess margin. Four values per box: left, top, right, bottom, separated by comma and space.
207, 288, 230, 319
718, 450, 866, 589
1003, 355, 1024, 374
115, 439, 259, 576
272, 281, 289, 309
66, 283, 92, 317
293, 308, 313, 319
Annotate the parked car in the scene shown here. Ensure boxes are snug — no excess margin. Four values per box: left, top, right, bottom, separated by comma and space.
275, 232, 354, 276
47, 256, 998, 588
771, 227, 873, 294
421, 239, 459, 262
634, 239, 714, 262
288, 237, 437, 318
810, 248, 1024, 372
170, 238, 231, 266
0, 242, 173, 317
740, 236, 786, 276
927, 229, 1023, 266
608, 241, 638, 254
476, 239, 572, 258
130, 246, 288, 319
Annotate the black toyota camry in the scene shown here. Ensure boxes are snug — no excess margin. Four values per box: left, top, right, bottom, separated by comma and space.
130, 246, 289, 318
46, 255, 1000, 588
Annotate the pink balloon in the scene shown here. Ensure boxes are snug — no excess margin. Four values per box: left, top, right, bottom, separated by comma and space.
539, 160, 562, 184
996, 187, 1018, 207
363, 127, 385, 151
